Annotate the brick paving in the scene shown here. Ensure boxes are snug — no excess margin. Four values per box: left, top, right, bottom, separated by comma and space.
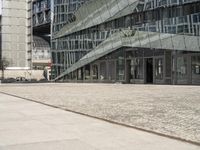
0, 83, 200, 144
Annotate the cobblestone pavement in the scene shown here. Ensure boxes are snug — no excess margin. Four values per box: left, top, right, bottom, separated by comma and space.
0, 83, 200, 144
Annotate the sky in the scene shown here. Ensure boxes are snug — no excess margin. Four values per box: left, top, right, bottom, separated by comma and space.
0, 1, 1, 15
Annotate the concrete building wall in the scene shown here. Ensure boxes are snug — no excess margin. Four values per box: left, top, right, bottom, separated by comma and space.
1, 0, 31, 69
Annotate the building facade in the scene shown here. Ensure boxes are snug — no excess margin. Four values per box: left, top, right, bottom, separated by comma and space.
32, 0, 51, 29
52, 0, 200, 85
1, 0, 32, 69
32, 35, 51, 69
52, 0, 88, 34
32, 0, 87, 71
32, 0, 51, 70
51, 0, 88, 78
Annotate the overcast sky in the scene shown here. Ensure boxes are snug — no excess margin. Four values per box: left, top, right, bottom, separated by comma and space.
0, 1, 1, 15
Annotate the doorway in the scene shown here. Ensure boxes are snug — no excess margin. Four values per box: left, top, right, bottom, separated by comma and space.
146, 58, 153, 83
126, 60, 131, 83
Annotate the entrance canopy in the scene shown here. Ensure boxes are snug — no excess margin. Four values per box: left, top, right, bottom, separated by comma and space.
55, 30, 200, 81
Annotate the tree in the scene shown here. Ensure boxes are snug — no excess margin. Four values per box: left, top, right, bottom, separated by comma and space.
0, 57, 9, 80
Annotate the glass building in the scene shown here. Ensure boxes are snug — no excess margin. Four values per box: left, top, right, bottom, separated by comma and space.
32, 0, 51, 69
52, 0, 88, 34
52, 0, 200, 85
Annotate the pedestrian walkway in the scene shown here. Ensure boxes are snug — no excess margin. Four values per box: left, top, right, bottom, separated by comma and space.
1, 83, 200, 144
0, 93, 199, 150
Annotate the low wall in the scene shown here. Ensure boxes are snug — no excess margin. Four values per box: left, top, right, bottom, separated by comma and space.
0, 70, 45, 81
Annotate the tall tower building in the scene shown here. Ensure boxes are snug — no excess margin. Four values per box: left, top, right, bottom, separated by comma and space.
1, 0, 32, 69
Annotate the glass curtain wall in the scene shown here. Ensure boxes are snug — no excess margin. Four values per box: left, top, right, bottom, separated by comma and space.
155, 58, 164, 80
52, 0, 200, 80
192, 55, 200, 84
32, 0, 51, 27
177, 56, 188, 83
130, 58, 144, 80
133, 1, 200, 36
52, 0, 87, 77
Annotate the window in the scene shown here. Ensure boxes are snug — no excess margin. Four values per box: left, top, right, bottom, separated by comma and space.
177, 25, 189, 34
92, 65, 98, 80
52, 52, 56, 64
100, 62, 107, 80
149, 26, 156, 32
117, 53, 125, 81
168, 26, 177, 34
155, 58, 163, 80
177, 25, 184, 33
159, 0, 167, 6
177, 56, 187, 79
192, 14, 198, 23
131, 58, 143, 79
192, 56, 200, 75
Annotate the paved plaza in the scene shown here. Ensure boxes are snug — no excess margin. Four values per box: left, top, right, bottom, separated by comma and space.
0, 83, 200, 147
0, 92, 199, 150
